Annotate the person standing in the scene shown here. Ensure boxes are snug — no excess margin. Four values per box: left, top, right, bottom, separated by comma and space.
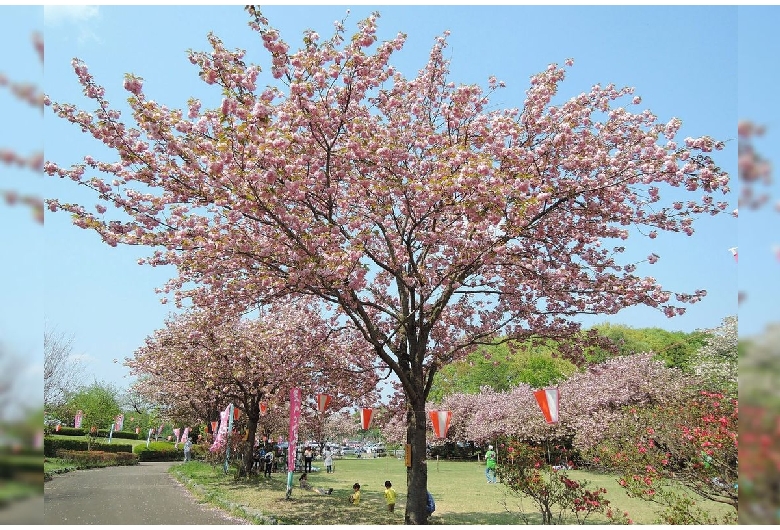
263, 451, 274, 478
323, 448, 334, 473
183, 437, 193, 462
384, 481, 397, 512
484, 444, 497, 484
304, 446, 313, 473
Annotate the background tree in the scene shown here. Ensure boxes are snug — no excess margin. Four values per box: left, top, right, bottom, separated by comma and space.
127, 298, 377, 475
44, 324, 84, 412
434, 352, 694, 452
428, 340, 577, 402
44, 7, 732, 523
61, 381, 123, 433
586, 323, 709, 369
688, 315, 737, 395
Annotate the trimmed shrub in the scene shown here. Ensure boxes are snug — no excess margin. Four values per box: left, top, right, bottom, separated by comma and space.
56, 449, 139, 467
49, 427, 139, 440
134, 441, 184, 462
55, 426, 86, 437
44, 437, 133, 457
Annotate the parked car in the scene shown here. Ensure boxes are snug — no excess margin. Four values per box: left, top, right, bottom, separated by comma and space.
340, 446, 358, 456
367, 444, 386, 456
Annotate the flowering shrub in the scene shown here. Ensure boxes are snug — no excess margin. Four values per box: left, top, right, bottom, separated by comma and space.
497, 440, 627, 524
587, 390, 737, 524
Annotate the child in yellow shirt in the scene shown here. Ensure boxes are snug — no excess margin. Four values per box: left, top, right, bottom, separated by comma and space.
384, 480, 397, 512
349, 483, 361, 505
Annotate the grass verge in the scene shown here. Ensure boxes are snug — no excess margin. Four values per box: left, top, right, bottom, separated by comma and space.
169, 457, 735, 525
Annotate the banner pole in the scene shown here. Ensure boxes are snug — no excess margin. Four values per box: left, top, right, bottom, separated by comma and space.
224, 404, 234, 475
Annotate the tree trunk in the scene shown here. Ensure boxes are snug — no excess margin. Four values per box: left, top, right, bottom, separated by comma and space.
404, 398, 429, 525
243, 413, 258, 476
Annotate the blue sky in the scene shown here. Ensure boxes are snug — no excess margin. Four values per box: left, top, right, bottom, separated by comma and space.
2, 4, 769, 395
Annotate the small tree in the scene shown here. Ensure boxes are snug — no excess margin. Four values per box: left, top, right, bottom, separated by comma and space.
63, 381, 123, 436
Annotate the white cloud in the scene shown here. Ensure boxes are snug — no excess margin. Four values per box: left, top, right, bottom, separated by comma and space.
44, 6, 101, 45
43, 5, 99, 27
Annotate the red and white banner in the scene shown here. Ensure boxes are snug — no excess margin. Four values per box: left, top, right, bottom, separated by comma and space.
74, 410, 83, 429
360, 407, 374, 430
173, 427, 181, 446
533, 387, 560, 424
180, 427, 190, 444
210, 420, 218, 433
429, 409, 452, 438
288, 388, 302, 472
316, 393, 332, 413
260, 402, 268, 415
114, 414, 124, 432
233, 407, 241, 422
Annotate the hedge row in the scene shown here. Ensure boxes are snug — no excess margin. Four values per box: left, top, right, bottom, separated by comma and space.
131, 441, 207, 462
52, 426, 141, 439
44, 437, 133, 457
56, 449, 139, 467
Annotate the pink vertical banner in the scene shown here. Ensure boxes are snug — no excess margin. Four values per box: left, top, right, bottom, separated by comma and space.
181, 427, 191, 444
114, 414, 124, 432
287, 387, 302, 472
211, 404, 231, 451
74, 410, 83, 429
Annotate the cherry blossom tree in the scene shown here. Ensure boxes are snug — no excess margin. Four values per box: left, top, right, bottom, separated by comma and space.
126, 297, 377, 474
440, 353, 694, 452
44, 7, 731, 523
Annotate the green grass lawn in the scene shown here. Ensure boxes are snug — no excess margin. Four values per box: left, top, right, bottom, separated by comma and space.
168, 456, 734, 525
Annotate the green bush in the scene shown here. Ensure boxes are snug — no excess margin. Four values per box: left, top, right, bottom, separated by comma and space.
104, 430, 140, 440
132, 440, 207, 462
50, 426, 140, 439
134, 441, 184, 462
44, 437, 133, 457
54, 426, 86, 437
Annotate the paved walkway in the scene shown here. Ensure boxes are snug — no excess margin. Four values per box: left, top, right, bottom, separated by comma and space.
43, 461, 247, 525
